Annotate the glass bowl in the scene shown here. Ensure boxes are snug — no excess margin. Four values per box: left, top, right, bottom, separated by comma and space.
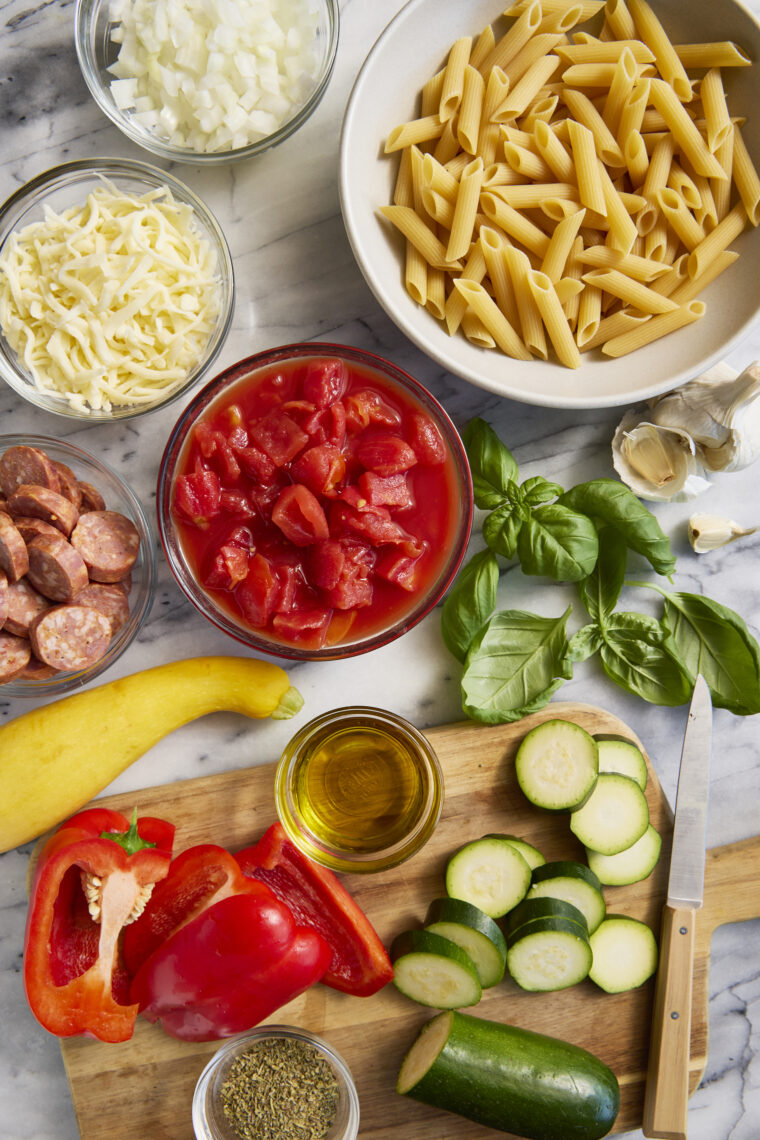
276, 706, 444, 873
75, 0, 340, 164
0, 434, 155, 697
192, 1025, 360, 1140
0, 158, 234, 420
157, 342, 474, 661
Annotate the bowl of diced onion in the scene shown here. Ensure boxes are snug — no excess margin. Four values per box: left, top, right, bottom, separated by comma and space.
75, 0, 340, 164
0, 158, 234, 420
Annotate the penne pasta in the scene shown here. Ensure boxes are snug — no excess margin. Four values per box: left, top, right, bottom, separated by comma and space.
479, 226, 522, 332
669, 249, 739, 304
648, 252, 689, 296
479, 0, 542, 75
616, 78, 650, 147
385, 115, 445, 153
579, 244, 671, 281
576, 282, 603, 346
541, 208, 587, 280
533, 120, 577, 182
623, 129, 649, 187
503, 243, 549, 357
495, 54, 562, 121
424, 266, 446, 318
556, 38, 654, 64
469, 23, 496, 71
673, 41, 752, 69
581, 308, 650, 349
490, 181, 578, 207
602, 48, 639, 138
439, 37, 472, 123
732, 124, 760, 227
712, 127, 735, 221
582, 267, 679, 312
599, 161, 638, 252
480, 192, 551, 257
378, 205, 463, 271
687, 202, 747, 278
648, 79, 727, 180
604, 0, 637, 40
628, 0, 691, 102
421, 152, 459, 201
457, 65, 486, 155
504, 142, 554, 181
443, 246, 487, 334
462, 309, 496, 347
667, 160, 701, 209
527, 269, 582, 367
420, 70, 445, 119
446, 157, 485, 261
452, 278, 533, 359
562, 88, 625, 167
656, 187, 706, 249
568, 119, 607, 215
700, 69, 732, 154
602, 300, 705, 355
502, 34, 566, 87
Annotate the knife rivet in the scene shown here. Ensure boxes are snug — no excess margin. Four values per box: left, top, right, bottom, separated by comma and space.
671, 1012, 679, 1020
679, 926, 688, 935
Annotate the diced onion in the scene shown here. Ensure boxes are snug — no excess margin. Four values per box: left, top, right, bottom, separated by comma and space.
107, 0, 323, 153
0, 181, 222, 415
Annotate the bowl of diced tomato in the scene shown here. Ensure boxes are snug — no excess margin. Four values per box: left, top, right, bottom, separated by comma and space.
157, 343, 473, 659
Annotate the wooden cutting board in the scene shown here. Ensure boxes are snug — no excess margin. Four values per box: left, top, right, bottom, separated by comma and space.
55, 702, 760, 1140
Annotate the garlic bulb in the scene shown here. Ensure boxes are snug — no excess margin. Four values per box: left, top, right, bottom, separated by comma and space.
688, 513, 757, 554
649, 362, 760, 472
612, 412, 711, 502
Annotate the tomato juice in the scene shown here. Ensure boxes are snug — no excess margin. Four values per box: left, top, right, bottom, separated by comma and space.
165, 350, 471, 655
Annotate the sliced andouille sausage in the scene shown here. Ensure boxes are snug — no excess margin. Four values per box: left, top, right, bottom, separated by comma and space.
53, 461, 83, 511
27, 533, 89, 603
17, 653, 58, 681
0, 630, 32, 682
0, 570, 7, 630
0, 511, 29, 582
6, 484, 79, 537
0, 446, 60, 498
13, 516, 61, 545
5, 578, 51, 636
70, 511, 140, 583
73, 582, 130, 635
77, 481, 107, 513
30, 605, 112, 672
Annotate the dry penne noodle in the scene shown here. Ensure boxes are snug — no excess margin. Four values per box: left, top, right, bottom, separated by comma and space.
462, 309, 497, 347
700, 68, 732, 154
421, 152, 459, 200
506, 0, 605, 18
582, 267, 679, 312
605, 0, 637, 40
504, 142, 555, 180
656, 186, 706, 249
522, 95, 560, 129
482, 162, 530, 187
440, 37, 472, 123
533, 120, 577, 182
385, 115, 445, 153
490, 181, 578, 207
624, 129, 649, 186
602, 299, 705, 355
598, 161, 639, 251
433, 119, 463, 165
446, 157, 485, 261
452, 278, 533, 358
394, 149, 429, 306
458, 66, 486, 155
669, 249, 739, 304
732, 124, 760, 227
502, 34, 566, 87
470, 23, 496, 71
648, 252, 689, 296
687, 202, 747, 278
712, 127, 735, 221
421, 71, 445, 119
602, 49, 639, 137
443, 246, 487, 334
444, 151, 473, 178
503, 243, 549, 356
692, 173, 718, 231
673, 41, 752, 69
527, 269, 582, 367
479, 0, 542, 75
568, 119, 607, 214
648, 79, 727, 180
562, 88, 625, 166
495, 54, 562, 120
578, 244, 670, 281
628, 0, 691, 101
538, 4, 586, 35
556, 38, 654, 64
378, 206, 463, 271
580, 308, 649, 349
667, 160, 701, 209
555, 276, 585, 304
480, 193, 552, 256
479, 226, 522, 331
576, 282, 604, 345
425, 266, 446, 318
617, 78, 650, 146
541, 208, 587, 280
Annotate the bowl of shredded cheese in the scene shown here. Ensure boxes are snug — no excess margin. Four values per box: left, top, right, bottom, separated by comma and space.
0, 158, 234, 419
75, 0, 340, 164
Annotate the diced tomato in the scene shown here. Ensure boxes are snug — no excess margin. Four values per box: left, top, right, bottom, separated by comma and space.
291, 444, 346, 497
301, 401, 347, 448
272, 485, 330, 546
220, 489, 253, 518
356, 431, 418, 476
307, 540, 345, 591
237, 446, 277, 485
274, 560, 301, 613
329, 500, 406, 547
344, 390, 402, 433
302, 359, 349, 409
374, 548, 425, 592
204, 543, 250, 591
272, 608, 331, 649
250, 409, 309, 466
226, 425, 249, 451
225, 525, 254, 550
193, 424, 241, 482
249, 481, 286, 518
358, 471, 413, 509
236, 554, 280, 627
407, 412, 446, 465
172, 469, 221, 527
323, 559, 373, 610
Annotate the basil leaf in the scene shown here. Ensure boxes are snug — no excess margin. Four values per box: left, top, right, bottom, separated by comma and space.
441, 550, 500, 664
463, 418, 520, 508
599, 611, 692, 706
567, 624, 604, 663
462, 606, 573, 724
560, 479, 676, 578
509, 678, 567, 719
579, 525, 628, 624
517, 504, 599, 581
652, 589, 760, 716
521, 476, 563, 507
483, 505, 523, 559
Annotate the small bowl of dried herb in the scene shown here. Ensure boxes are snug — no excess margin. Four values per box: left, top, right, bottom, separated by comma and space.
192, 1024, 360, 1140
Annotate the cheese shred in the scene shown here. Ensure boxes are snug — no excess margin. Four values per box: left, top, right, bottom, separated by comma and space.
0, 180, 222, 414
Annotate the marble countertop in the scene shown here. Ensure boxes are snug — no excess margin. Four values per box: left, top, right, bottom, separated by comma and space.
1, 1, 759, 1137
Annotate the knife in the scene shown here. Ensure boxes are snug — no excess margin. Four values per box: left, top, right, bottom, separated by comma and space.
642, 674, 713, 1140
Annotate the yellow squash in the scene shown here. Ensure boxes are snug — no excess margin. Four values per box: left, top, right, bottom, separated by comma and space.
0, 656, 302, 853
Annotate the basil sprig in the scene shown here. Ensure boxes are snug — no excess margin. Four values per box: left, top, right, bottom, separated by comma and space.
443, 417, 760, 722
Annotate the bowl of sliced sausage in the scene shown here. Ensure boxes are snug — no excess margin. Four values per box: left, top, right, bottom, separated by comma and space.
0, 435, 155, 695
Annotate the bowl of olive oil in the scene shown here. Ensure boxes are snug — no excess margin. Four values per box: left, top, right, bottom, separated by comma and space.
275, 707, 444, 873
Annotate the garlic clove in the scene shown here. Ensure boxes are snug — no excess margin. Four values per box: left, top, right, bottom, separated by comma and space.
612, 413, 711, 502
687, 512, 757, 553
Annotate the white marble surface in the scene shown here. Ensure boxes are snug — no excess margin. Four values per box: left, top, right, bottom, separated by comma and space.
1, 1, 759, 1138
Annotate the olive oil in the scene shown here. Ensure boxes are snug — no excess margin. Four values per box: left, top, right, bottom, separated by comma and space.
276, 708, 444, 872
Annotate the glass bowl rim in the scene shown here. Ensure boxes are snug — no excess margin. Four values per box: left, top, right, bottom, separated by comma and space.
0, 432, 156, 696
74, 0, 341, 165
156, 340, 474, 661
192, 1022, 360, 1140
0, 157, 235, 421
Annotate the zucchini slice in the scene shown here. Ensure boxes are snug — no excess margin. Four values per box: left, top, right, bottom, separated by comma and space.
486, 832, 546, 870
391, 929, 482, 1009
595, 735, 648, 789
569, 772, 649, 855
515, 719, 598, 811
507, 918, 592, 991
529, 861, 606, 934
397, 1010, 621, 1140
425, 898, 507, 988
588, 916, 658, 993
506, 895, 589, 937
445, 835, 531, 918
586, 825, 662, 886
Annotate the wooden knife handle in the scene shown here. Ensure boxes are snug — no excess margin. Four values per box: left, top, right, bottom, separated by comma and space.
642, 904, 696, 1140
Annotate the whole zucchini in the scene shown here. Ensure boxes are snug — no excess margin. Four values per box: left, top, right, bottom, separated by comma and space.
397, 1010, 620, 1140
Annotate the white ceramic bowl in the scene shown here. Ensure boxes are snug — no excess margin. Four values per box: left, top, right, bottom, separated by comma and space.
339, 0, 760, 409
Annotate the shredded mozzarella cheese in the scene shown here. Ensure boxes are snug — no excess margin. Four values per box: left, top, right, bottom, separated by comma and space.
0, 181, 222, 414
107, 0, 322, 154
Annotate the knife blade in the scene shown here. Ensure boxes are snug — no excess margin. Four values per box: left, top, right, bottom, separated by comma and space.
642, 674, 712, 1140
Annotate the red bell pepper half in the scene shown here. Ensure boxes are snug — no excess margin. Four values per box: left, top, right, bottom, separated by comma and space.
23, 808, 175, 1043
124, 844, 332, 1042
235, 823, 394, 997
